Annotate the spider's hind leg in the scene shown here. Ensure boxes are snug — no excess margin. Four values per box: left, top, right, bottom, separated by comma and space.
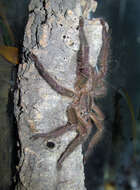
84, 107, 104, 162
57, 124, 88, 169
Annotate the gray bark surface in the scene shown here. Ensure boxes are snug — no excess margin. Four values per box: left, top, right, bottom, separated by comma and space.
14, 0, 105, 189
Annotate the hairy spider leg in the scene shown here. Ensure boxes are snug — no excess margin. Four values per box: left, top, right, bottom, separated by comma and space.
79, 17, 90, 78
31, 123, 76, 141
56, 102, 94, 169
84, 108, 104, 161
91, 104, 105, 121
78, 17, 109, 98
91, 19, 110, 97
74, 17, 90, 91
57, 132, 85, 169
75, 44, 87, 90
31, 103, 79, 141
30, 53, 75, 98
95, 19, 110, 80
57, 114, 93, 169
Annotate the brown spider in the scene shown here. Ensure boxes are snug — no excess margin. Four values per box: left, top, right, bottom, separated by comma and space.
30, 16, 110, 169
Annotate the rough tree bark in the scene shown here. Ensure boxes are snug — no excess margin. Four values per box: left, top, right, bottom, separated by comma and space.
14, 0, 107, 189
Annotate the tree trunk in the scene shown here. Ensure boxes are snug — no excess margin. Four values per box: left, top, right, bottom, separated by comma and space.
14, 0, 105, 189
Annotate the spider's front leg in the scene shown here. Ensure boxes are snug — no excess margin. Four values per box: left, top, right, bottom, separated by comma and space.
94, 19, 110, 81
31, 123, 76, 141
30, 53, 75, 98
74, 17, 90, 91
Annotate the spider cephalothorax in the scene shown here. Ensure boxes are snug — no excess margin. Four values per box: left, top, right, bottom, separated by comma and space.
30, 16, 109, 169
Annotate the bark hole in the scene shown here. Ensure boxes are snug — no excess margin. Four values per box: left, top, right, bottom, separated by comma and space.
46, 141, 55, 149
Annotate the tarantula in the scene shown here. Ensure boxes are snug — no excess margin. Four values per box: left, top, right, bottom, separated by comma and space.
30, 16, 109, 169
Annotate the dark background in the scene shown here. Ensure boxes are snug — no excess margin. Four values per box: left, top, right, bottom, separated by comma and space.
86, 0, 140, 190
